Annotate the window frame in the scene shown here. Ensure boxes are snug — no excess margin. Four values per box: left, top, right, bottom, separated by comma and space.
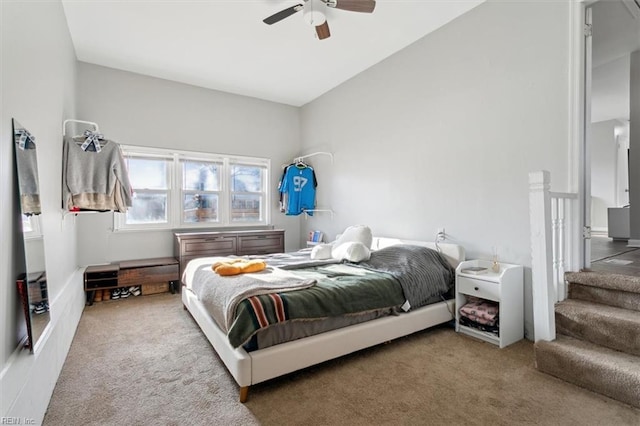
114, 145, 270, 231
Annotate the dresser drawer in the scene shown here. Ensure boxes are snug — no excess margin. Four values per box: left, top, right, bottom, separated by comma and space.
181, 255, 216, 269
119, 264, 179, 286
182, 236, 236, 255
237, 233, 284, 255
457, 276, 500, 302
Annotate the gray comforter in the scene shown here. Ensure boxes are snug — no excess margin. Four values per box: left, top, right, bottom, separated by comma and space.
356, 244, 455, 309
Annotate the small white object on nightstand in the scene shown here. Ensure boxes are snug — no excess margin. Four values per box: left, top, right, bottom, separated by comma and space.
455, 259, 524, 348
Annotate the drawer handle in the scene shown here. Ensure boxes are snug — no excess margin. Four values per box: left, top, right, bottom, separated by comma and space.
256, 236, 266, 239
474, 286, 479, 291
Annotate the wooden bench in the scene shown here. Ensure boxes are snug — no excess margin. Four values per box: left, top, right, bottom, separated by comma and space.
84, 257, 179, 305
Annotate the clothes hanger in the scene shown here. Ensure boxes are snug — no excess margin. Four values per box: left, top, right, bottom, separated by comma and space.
295, 157, 307, 169
15, 128, 36, 150
63, 120, 107, 152
74, 129, 107, 152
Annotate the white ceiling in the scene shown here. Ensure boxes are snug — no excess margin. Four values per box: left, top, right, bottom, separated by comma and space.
61, 0, 485, 106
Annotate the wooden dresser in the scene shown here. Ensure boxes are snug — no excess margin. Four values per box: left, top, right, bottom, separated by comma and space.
173, 229, 285, 285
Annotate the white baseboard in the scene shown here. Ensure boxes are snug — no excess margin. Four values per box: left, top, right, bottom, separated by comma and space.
0, 268, 85, 424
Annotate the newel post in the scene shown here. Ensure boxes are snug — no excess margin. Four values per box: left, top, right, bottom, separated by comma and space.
529, 171, 556, 342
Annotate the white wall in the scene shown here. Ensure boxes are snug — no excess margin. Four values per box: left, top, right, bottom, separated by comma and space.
1, 0, 84, 423
590, 120, 619, 231
592, 55, 630, 123
299, 0, 573, 339
74, 63, 302, 266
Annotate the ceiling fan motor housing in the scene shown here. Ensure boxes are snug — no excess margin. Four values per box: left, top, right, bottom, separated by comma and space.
303, 0, 327, 25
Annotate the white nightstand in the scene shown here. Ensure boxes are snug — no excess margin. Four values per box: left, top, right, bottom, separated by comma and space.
455, 260, 524, 348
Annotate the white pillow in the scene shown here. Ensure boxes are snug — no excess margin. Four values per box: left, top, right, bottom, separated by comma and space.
310, 244, 333, 260
331, 242, 371, 262
373, 237, 403, 250
334, 225, 373, 249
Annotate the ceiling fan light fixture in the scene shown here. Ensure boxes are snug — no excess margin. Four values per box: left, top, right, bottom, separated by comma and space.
303, 0, 327, 26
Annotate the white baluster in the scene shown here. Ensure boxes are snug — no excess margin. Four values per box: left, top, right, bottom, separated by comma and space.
557, 199, 566, 301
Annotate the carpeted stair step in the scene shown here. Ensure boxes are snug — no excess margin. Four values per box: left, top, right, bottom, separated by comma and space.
535, 334, 640, 409
555, 299, 640, 356
565, 271, 640, 311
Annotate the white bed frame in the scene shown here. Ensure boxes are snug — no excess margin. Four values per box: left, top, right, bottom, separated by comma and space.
181, 237, 465, 402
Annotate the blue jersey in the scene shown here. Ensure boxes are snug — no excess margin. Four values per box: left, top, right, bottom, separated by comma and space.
279, 165, 317, 215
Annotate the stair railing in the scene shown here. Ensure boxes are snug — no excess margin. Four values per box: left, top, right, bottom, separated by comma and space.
529, 171, 579, 341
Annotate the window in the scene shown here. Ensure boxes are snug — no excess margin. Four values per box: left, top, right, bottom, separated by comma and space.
181, 159, 221, 224
126, 156, 171, 227
115, 146, 270, 230
22, 214, 42, 239
230, 164, 266, 223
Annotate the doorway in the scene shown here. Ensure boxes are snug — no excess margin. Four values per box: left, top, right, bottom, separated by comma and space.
585, 0, 640, 274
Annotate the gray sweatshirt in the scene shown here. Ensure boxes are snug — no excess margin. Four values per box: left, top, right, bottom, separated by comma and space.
15, 137, 41, 215
62, 136, 133, 212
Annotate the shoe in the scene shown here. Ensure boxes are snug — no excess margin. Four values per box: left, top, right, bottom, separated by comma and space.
120, 287, 129, 298
129, 286, 141, 296
94, 290, 103, 302
111, 288, 120, 300
103, 289, 110, 300
34, 303, 46, 314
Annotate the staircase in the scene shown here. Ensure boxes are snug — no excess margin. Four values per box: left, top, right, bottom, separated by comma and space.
534, 271, 640, 409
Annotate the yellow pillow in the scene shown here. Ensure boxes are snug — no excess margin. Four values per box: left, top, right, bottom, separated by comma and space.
212, 259, 267, 276
212, 258, 244, 271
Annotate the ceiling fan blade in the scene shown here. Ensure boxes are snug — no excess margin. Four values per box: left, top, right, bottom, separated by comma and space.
315, 21, 331, 40
330, 0, 376, 13
263, 4, 304, 25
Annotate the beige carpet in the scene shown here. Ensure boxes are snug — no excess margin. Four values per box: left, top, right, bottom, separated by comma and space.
44, 293, 640, 426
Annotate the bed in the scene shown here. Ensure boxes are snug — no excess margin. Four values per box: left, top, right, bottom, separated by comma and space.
181, 236, 465, 402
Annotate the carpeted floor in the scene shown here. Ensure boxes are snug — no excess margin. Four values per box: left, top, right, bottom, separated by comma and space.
44, 293, 640, 426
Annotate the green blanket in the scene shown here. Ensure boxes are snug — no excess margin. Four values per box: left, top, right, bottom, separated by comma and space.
228, 264, 405, 348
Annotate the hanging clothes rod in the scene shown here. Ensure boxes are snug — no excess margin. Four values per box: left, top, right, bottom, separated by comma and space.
303, 209, 334, 219
63, 119, 100, 136
294, 151, 334, 164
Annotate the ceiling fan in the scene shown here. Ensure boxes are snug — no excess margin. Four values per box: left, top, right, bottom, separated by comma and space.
263, 0, 376, 40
